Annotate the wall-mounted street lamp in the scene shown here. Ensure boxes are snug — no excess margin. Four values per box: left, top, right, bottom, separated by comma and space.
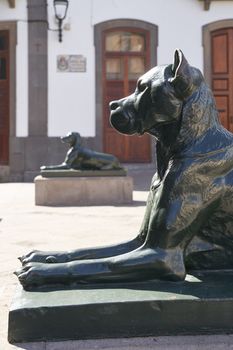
53, 0, 69, 42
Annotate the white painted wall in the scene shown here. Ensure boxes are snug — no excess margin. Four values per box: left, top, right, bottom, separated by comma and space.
47, 0, 95, 137
91, 0, 233, 69
2, 0, 233, 139
0, 0, 28, 137
16, 19, 28, 137
47, 0, 233, 137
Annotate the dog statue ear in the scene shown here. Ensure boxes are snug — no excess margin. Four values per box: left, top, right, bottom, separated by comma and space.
76, 132, 82, 146
170, 49, 194, 99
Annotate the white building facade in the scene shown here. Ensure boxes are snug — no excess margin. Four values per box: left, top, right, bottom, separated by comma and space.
0, 0, 233, 180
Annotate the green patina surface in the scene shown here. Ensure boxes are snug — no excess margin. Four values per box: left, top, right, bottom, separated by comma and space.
40, 169, 127, 177
8, 271, 233, 343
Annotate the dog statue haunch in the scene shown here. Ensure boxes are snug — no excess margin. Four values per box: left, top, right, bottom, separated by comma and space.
40, 131, 123, 171
16, 49, 233, 289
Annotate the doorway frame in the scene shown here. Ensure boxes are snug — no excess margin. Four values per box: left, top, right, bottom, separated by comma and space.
94, 19, 158, 156
0, 21, 16, 175
203, 19, 233, 85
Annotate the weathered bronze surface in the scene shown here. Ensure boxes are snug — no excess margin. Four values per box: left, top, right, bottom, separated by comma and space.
40, 131, 123, 172
8, 271, 233, 343
16, 49, 233, 288
40, 169, 127, 177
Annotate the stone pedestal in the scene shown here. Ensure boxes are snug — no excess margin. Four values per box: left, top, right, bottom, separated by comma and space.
8, 271, 233, 343
34, 174, 133, 206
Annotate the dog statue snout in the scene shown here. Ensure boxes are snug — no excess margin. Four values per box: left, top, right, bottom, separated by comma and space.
110, 111, 129, 129
109, 100, 131, 133
109, 100, 120, 111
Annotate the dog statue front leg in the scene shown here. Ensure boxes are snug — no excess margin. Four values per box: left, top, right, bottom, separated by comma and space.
19, 237, 143, 265
15, 244, 185, 289
143, 183, 220, 280
19, 183, 156, 266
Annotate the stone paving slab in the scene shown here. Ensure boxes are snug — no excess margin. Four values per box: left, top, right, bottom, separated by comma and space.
11, 335, 233, 350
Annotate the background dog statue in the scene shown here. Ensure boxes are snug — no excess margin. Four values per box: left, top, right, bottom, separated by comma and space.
16, 49, 233, 288
41, 131, 123, 171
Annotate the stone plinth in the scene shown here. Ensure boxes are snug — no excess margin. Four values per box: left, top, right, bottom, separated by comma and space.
8, 271, 233, 343
34, 174, 133, 206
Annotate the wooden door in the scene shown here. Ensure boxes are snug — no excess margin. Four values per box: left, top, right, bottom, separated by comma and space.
103, 29, 151, 163
0, 31, 9, 164
211, 28, 233, 132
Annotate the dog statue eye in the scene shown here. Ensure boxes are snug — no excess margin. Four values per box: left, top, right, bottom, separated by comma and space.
137, 81, 148, 93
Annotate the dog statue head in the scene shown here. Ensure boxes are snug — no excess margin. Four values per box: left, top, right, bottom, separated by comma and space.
109, 49, 204, 139
61, 132, 82, 147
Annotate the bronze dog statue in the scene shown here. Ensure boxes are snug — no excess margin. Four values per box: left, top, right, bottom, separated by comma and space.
41, 131, 122, 171
16, 49, 233, 288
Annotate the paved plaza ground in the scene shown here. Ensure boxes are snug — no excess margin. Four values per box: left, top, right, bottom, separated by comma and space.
1, 168, 233, 349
